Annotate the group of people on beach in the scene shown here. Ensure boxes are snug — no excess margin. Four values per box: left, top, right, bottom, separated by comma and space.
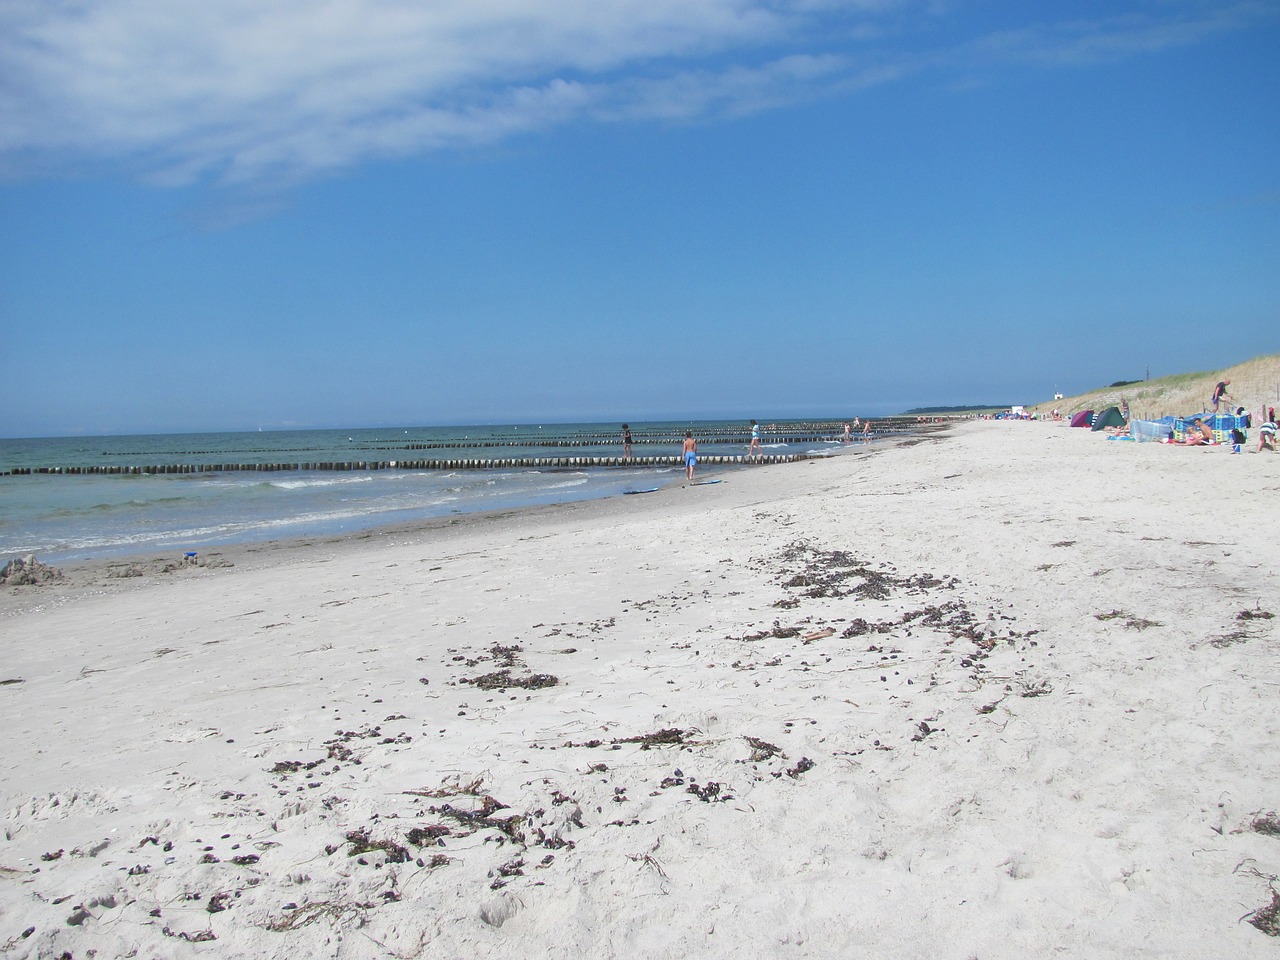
621, 423, 705, 479
842, 418, 872, 443
1200, 378, 1277, 451
619, 418, 870, 482
1037, 373, 1279, 453
1142, 376, 1276, 452
1158, 406, 1272, 453
1179, 376, 1277, 452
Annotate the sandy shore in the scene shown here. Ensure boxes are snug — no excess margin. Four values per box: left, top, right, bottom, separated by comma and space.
2, 421, 1279, 959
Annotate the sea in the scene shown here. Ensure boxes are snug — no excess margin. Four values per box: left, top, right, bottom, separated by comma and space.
0, 420, 864, 564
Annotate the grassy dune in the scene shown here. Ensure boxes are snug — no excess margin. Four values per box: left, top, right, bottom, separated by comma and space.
1031, 353, 1280, 421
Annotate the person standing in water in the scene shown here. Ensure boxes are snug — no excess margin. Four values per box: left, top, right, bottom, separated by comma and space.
747, 419, 761, 461
682, 430, 698, 480
622, 424, 633, 461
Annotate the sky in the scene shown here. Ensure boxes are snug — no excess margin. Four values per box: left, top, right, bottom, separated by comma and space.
1, 0, 1277, 437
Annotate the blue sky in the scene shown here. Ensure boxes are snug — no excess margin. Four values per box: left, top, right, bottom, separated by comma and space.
1, 0, 1277, 437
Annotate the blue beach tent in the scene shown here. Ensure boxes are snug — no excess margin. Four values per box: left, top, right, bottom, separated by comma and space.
1130, 417, 1175, 442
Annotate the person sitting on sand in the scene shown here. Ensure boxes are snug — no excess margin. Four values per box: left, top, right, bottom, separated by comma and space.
682, 430, 698, 480
1184, 418, 1214, 445
1258, 420, 1276, 453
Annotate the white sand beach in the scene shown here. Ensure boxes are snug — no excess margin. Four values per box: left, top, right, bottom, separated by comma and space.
2, 420, 1279, 959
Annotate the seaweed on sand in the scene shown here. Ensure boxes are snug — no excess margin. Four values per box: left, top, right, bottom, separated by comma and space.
1210, 609, 1273, 648
786, 758, 815, 778
613, 728, 690, 749
1251, 813, 1280, 837
428, 795, 525, 843
344, 828, 411, 864
457, 642, 560, 689
1246, 889, 1280, 937
775, 543, 946, 601
1095, 610, 1163, 631
742, 621, 804, 640
461, 670, 559, 690
564, 728, 692, 750
264, 902, 368, 932
744, 736, 783, 762
686, 781, 732, 802
404, 776, 487, 798
406, 825, 452, 845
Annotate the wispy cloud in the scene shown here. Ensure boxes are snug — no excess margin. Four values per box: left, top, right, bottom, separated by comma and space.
966, 1, 1272, 69
0, 0, 1271, 187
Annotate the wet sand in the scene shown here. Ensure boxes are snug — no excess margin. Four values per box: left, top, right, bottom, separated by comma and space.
2, 420, 1279, 958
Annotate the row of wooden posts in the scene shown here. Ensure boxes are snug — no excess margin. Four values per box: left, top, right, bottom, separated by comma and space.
93, 429, 901, 458
375, 432, 887, 450
2, 454, 807, 476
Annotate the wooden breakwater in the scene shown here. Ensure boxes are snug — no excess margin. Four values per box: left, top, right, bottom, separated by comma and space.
366, 431, 903, 451
1, 454, 808, 476
86, 425, 915, 458
1, 420, 945, 477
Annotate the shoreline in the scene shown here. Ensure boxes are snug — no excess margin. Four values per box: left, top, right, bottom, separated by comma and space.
1, 434, 915, 603
0, 429, 909, 569
0, 459, 766, 600
2, 420, 1278, 958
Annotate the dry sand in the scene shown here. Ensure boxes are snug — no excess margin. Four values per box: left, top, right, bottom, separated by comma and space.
2, 421, 1279, 959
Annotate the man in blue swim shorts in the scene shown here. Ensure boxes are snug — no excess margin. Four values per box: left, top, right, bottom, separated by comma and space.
682, 430, 698, 480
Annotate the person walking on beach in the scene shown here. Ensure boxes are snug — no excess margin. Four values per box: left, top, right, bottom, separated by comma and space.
862, 420, 873, 440
1211, 379, 1232, 412
747, 419, 761, 462
682, 430, 698, 480
843, 422, 851, 444
622, 424, 633, 461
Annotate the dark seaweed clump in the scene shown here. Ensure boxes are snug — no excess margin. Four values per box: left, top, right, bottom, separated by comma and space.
461, 670, 559, 690
345, 828, 411, 864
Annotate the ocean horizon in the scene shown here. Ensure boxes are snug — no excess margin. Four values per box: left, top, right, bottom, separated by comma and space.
0, 419, 885, 564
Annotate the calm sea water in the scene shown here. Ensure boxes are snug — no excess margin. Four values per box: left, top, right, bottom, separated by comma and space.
0, 421, 856, 563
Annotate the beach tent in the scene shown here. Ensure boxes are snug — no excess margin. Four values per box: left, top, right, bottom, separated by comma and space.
1130, 416, 1175, 442
1069, 410, 1094, 428
1091, 406, 1127, 431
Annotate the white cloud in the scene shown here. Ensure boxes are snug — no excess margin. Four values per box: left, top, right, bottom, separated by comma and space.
965, 2, 1272, 68
0, 0, 1271, 186
0, 0, 822, 181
